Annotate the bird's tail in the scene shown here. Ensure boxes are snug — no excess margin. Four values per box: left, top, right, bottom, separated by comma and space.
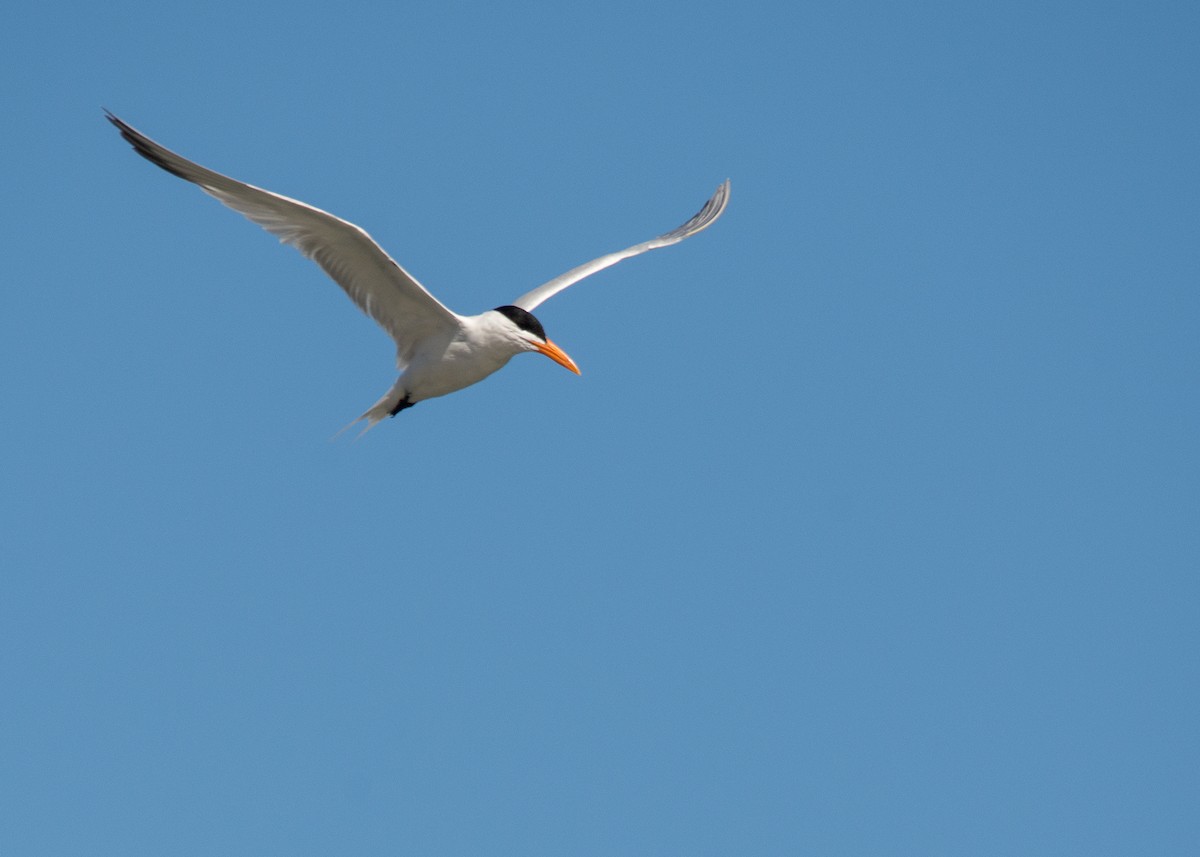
333, 380, 411, 440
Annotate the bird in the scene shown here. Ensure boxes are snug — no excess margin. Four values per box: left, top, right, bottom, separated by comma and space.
105, 111, 729, 433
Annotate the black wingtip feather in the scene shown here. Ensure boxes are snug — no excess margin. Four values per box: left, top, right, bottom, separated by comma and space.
104, 110, 191, 181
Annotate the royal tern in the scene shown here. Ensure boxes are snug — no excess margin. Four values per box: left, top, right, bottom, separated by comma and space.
106, 111, 729, 431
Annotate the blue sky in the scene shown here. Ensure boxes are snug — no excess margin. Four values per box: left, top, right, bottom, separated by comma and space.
2, 1, 1198, 854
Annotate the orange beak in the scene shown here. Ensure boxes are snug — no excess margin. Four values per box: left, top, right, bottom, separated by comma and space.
534, 338, 581, 375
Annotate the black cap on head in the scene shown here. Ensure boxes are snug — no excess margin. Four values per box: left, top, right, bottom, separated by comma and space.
493, 305, 547, 341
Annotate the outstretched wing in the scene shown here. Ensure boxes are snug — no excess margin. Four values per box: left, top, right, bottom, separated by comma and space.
511, 179, 730, 313
106, 111, 462, 368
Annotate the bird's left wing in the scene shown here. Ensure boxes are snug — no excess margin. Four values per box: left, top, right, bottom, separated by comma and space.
106, 111, 462, 367
510, 179, 729, 313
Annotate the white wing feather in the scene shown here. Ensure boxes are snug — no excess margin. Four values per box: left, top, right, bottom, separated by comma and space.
106, 111, 462, 368
512, 179, 730, 312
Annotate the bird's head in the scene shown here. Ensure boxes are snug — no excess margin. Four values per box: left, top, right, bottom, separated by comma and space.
492, 305, 581, 375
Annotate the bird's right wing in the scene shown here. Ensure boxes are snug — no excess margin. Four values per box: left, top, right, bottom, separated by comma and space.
510, 180, 730, 313
106, 111, 462, 367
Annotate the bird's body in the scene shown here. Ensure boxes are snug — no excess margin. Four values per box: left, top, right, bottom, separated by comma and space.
105, 112, 729, 432
363, 305, 567, 422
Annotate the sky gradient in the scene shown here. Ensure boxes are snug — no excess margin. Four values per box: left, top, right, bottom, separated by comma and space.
3, 1, 1198, 854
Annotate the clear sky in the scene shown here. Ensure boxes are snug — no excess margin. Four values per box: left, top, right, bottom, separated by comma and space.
2, 1, 1197, 854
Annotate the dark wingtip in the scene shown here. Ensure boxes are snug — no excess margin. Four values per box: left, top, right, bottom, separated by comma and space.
104, 110, 191, 181
102, 108, 129, 136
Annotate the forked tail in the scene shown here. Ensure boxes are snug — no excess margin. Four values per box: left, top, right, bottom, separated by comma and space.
334, 381, 415, 439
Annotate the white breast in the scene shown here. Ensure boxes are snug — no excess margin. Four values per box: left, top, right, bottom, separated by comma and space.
399, 315, 523, 402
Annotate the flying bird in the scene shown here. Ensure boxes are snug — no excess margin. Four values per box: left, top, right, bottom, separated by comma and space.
105, 111, 729, 432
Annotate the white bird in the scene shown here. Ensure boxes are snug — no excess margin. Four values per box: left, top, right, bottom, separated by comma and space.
106, 111, 729, 432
